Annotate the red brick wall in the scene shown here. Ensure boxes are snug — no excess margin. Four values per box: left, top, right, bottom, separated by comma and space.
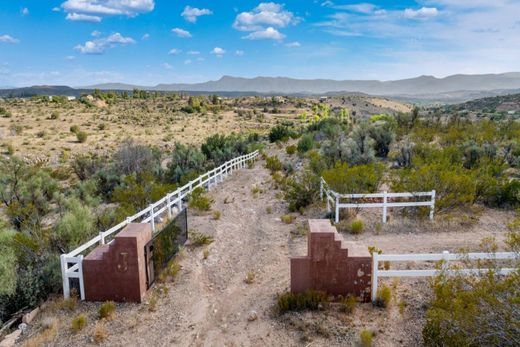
83, 224, 152, 302
290, 220, 372, 301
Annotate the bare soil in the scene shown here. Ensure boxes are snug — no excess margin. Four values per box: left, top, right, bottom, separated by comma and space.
18, 150, 514, 347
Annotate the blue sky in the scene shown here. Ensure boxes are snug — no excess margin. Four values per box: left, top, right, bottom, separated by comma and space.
1, 1, 519, 87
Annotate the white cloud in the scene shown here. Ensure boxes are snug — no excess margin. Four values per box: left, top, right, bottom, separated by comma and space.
181, 6, 212, 23
235, 50, 245, 56
168, 48, 182, 55
187, 50, 200, 55
233, 2, 298, 31
66, 12, 102, 22
0, 35, 20, 44
335, 3, 378, 14
61, 0, 154, 21
243, 27, 285, 40
403, 7, 438, 19
211, 47, 225, 57
285, 41, 301, 47
162, 62, 173, 70
184, 59, 192, 65
75, 33, 135, 54
65, 55, 76, 61
171, 28, 192, 38
141, 33, 150, 40
21, 7, 29, 16
91, 30, 101, 37
52, 7, 61, 12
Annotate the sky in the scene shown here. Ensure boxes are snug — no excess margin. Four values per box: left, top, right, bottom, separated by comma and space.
1, 0, 519, 87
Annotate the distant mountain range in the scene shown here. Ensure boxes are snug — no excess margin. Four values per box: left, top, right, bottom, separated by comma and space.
2, 73, 520, 103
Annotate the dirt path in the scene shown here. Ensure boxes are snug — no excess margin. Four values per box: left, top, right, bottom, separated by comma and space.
21, 151, 515, 347
92, 156, 300, 347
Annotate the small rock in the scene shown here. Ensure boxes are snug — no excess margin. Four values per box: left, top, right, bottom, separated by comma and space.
247, 310, 258, 322
18, 323, 28, 334
22, 307, 40, 324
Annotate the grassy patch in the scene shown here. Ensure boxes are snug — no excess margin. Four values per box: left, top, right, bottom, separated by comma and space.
189, 230, 214, 246
99, 301, 116, 320
277, 290, 329, 314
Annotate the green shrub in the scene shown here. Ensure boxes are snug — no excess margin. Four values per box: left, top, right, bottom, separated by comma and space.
50, 112, 60, 120
286, 145, 296, 155
340, 295, 357, 314
284, 169, 320, 212
76, 131, 88, 143
265, 155, 283, 172
350, 219, 364, 234
373, 285, 392, 308
53, 197, 95, 251
212, 210, 221, 220
297, 134, 314, 153
281, 214, 296, 224
6, 143, 14, 155
189, 187, 212, 211
189, 230, 214, 246
71, 314, 87, 332
276, 290, 329, 314
167, 142, 205, 184
322, 163, 384, 194
359, 330, 374, 347
422, 235, 520, 347
99, 301, 116, 319
70, 125, 80, 133
269, 125, 292, 142
391, 163, 476, 212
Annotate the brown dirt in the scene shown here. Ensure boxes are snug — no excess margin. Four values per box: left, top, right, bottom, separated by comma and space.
18, 149, 515, 347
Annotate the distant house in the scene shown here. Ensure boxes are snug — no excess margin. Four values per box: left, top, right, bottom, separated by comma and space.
67, 96, 76, 101
319, 96, 328, 103
507, 110, 515, 115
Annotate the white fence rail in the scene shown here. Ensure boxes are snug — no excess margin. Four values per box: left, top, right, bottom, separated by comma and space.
61, 150, 259, 299
371, 251, 517, 302
320, 178, 435, 224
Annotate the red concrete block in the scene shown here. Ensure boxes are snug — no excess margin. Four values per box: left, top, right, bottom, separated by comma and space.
83, 224, 152, 303
290, 219, 372, 301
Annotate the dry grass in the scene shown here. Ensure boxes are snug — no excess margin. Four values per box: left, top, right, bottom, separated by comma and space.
21, 317, 59, 347
92, 322, 109, 344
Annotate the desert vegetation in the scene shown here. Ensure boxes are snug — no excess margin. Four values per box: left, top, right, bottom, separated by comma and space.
0, 91, 519, 346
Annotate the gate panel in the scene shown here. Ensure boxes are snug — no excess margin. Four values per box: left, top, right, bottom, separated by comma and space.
145, 208, 188, 288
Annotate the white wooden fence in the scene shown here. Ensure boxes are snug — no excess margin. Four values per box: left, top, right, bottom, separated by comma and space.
371, 251, 517, 302
60, 150, 259, 299
320, 178, 436, 224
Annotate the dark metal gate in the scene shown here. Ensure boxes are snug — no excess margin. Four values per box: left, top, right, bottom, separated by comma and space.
144, 208, 188, 288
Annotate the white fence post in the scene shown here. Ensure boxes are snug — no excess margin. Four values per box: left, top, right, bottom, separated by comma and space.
78, 255, 85, 300
60, 254, 70, 299
382, 190, 388, 224
371, 252, 379, 302
177, 191, 182, 210
442, 250, 449, 272
149, 205, 155, 232
320, 179, 324, 201
335, 195, 340, 224
167, 193, 172, 219
99, 232, 105, 245
430, 190, 436, 220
